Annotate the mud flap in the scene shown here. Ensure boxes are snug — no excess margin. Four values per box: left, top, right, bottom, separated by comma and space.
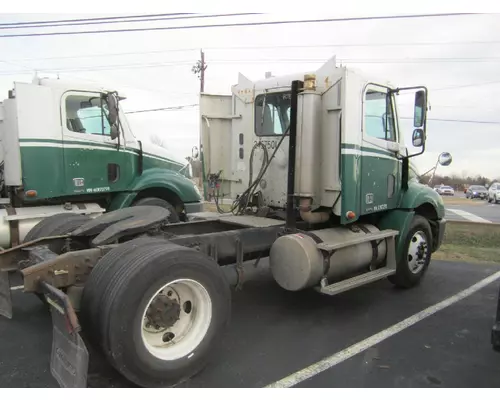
0, 270, 12, 319
40, 281, 89, 388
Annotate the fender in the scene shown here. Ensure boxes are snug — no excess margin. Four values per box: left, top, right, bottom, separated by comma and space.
377, 209, 416, 261
108, 168, 201, 211
399, 181, 445, 219
377, 182, 445, 260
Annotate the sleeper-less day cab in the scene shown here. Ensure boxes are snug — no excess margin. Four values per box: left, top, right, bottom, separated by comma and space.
0, 77, 203, 248
0, 55, 449, 388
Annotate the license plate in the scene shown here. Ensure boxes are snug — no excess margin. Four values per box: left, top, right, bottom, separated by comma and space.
41, 282, 89, 388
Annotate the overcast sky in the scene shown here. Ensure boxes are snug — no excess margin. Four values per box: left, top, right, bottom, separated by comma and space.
0, 9, 498, 179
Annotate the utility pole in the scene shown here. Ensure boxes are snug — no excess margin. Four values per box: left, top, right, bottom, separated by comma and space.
191, 49, 209, 200
191, 49, 207, 93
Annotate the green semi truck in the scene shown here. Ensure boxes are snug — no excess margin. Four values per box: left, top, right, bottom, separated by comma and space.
0, 76, 203, 248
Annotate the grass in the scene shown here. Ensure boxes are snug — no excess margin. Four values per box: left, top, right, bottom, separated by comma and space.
433, 221, 500, 265
441, 196, 488, 207
433, 244, 500, 264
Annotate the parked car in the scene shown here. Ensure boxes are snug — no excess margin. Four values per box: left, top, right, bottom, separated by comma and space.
466, 185, 488, 200
437, 185, 455, 196
488, 182, 500, 204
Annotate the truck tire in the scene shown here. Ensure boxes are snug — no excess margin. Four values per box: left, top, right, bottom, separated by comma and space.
132, 197, 180, 223
22, 213, 92, 304
388, 215, 432, 289
24, 213, 92, 247
80, 236, 171, 345
82, 240, 231, 387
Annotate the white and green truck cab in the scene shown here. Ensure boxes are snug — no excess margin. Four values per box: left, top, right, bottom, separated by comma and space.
0, 77, 203, 248
200, 55, 447, 274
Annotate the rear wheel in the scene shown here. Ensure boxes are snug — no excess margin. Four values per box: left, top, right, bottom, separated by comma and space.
81, 240, 231, 387
132, 197, 180, 223
389, 215, 432, 289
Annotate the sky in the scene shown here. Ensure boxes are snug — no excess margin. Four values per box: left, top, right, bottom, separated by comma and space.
0, 7, 498, 180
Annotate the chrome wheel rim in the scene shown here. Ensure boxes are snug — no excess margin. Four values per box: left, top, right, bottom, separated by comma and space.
407, 231, 429, 274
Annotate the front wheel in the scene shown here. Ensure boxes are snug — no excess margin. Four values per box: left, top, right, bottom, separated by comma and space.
389, 215, 432, 289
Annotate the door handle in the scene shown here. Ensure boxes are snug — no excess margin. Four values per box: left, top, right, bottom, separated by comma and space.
108, 163, 120, 183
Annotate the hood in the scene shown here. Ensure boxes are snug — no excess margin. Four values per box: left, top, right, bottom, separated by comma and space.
141, 141, 189, 168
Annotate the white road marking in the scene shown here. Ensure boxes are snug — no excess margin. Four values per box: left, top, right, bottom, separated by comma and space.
10, 285, 24, 291
447, 208, 492, 223
265, 270, 500, 388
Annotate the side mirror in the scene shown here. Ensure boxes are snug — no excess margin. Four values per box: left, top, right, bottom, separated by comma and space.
414, 90, 427, 128
105, 92, 119, 125
412, 128, 424, 147
192, 146, 199, 159
110, 125, 119, 140
438, 152, 452, 166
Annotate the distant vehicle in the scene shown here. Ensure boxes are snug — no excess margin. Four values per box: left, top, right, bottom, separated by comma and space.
466, 185, 488, 200
488, 182, 500, 204
437, 185, 455, 196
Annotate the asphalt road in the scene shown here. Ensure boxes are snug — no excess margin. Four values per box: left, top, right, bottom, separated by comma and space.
443, 194, 500, 224
1, 260, 500, 388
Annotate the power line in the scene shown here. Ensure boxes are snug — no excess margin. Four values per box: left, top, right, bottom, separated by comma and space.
0, 13, 261, 30
7, 40, 500, 63
3, 56, 500, 76
124, 104, 199, 114
0, 13, 189, 26
0, 13, 478, 39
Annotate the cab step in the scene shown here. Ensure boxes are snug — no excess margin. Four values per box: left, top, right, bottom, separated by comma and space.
316, 229, 399, 252
315, 228, 398, 296
315, 266, 396, 296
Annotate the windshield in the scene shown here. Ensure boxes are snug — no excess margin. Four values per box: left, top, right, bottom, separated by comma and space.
470, 185, 486, 190
254, 91, 291, 136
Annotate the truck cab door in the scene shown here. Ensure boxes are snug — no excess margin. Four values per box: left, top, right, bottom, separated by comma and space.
62, 91, 132, 197
359, 84, 402, 215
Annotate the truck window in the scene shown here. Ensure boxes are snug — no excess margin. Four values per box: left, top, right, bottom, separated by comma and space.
65, 94, 111, 135
255, 92, 291, 136
364, 89, 396, 142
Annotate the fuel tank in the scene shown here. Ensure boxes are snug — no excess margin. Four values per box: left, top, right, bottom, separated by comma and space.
269, 225, 387, 291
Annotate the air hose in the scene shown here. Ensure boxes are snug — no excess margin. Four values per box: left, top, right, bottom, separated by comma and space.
215, 126, 290, 216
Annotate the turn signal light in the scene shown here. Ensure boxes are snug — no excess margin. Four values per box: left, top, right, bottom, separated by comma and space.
346, 211, 356, 220
25, 190, 37, 198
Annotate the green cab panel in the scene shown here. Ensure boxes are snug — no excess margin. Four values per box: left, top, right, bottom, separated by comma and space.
399, 180, 445, 219
129, 167, 202, 203
376, 209, 416, 261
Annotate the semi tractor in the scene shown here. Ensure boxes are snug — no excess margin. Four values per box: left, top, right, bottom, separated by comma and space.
0, 55, 448, 388
0, 76, 203, 249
